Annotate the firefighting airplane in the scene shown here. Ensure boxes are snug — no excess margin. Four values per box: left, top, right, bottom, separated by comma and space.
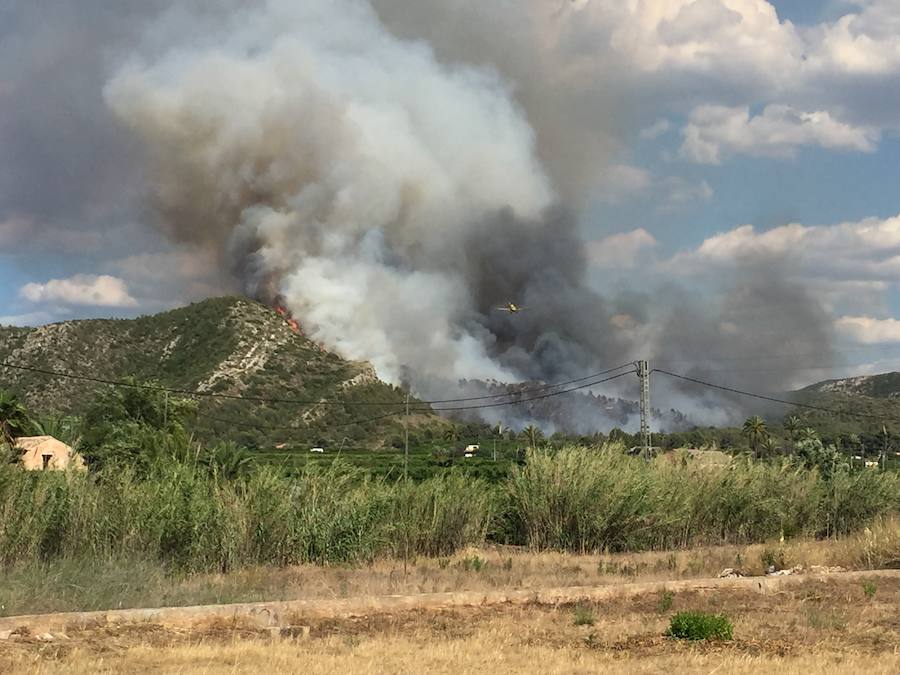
496, 302, 527, 313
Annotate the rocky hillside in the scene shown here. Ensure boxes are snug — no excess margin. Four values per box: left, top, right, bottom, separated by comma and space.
788, 372, 900, 436
800, 372, 900, 400
0, 297, 429, 447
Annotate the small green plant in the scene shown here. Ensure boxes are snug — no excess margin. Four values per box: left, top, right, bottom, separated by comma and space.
862, 580, 877, 599
665, 611, 734, 641
573, 604, 596, 626
502, 557, 513, 572
461, 555, 485, 572
657, 590, 675, 614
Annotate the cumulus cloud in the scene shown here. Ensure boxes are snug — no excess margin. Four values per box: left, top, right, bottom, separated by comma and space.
836, 316, 900, 345
663, 214, 900, 322
681, 104, 879, 163
668, 214, 900, 281
587, 228, 658, 269
19, 275, 138, 308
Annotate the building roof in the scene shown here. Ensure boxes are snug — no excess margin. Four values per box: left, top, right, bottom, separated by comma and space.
14, 436, 73, 452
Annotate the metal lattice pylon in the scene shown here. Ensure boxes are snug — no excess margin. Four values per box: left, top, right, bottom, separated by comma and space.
637, 360, 652, 461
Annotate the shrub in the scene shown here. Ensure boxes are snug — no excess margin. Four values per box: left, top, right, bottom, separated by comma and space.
862, 580, 877, 599
666, 611, 734, 641
573, 604, 596, 626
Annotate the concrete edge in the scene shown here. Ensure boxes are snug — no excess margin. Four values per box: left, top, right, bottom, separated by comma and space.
1, 569, 897, 634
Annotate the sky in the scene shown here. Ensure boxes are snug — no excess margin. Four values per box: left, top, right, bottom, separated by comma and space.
2, 0, 900, 387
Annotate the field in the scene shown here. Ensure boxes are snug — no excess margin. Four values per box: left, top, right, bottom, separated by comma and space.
2, 571, 898, 674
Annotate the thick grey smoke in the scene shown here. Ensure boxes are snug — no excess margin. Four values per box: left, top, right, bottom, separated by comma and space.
104, 0, 628, 387
5, 0, 837, 429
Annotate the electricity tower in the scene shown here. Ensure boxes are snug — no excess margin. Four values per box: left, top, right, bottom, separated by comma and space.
636, 360, 652, 461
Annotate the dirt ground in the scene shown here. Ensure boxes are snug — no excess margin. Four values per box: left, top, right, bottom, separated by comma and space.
2, 575, 897, 674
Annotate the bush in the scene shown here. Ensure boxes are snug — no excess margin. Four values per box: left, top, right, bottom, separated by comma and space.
666, 611, 734, 641
573, 604, 596, 626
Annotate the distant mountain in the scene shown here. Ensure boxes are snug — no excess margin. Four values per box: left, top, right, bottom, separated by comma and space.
0, 297, 434, 447
799, 372, 900, 400
789, 372, 900, 436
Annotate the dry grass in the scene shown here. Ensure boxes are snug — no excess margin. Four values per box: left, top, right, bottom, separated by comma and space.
4, 518, 897, 618
2, 576, 898, 674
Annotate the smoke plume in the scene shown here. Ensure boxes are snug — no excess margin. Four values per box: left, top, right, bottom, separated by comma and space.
5, 0, 836, 429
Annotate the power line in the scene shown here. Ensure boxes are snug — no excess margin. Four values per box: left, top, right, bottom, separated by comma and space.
420, 371, 634, 413
419, 362, 634, 404
652, 368, 885, 422
195, 408, 404, 433
0, 359, 633, 408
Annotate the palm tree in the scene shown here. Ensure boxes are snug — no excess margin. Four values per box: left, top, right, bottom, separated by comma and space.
799, 427, 819, 443
442, 426, 460, 444
760, 435, 779, 458
742, 416, 768, 458
0, 390, 33, 448
783, 415, 801, 447
521, 424, 543, 450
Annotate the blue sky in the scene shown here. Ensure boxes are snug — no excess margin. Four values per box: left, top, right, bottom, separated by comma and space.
2, 0, 900, 386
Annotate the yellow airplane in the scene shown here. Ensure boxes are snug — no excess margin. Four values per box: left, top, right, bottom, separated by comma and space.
497, 302, 526, 313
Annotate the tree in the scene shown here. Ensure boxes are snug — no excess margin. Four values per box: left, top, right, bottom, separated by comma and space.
760, 435, 779, 458
795, 437, 846, 478
783, 415, 801, 449
442, 426, 460, 444
799, 427, 820, 444
79, 381, 197, 473
742, 416, 768, 458
521, 424, 543, 450
0, 390, 33, 450
199, 441, 254, 480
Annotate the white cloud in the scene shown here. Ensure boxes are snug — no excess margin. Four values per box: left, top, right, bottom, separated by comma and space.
836, 316, 900, 344
587, 228, 658, 269
640, 118, 672, 140
664, 214, 900, 319
668, 214, 900, 280
19, 275, 138, 308
553, 0, 900, 155
805, 4, 900, 76
658, 176, 713, 209
681, 104, 878, 163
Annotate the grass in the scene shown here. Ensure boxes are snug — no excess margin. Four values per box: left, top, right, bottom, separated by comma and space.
0, 446, 896, 582
656, 590, 675, 613
2, 576, 898, 674
1, 527, 897, 618
862, 580, 878, 598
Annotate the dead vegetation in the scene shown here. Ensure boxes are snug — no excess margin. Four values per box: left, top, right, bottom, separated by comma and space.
1, 575, 898, 674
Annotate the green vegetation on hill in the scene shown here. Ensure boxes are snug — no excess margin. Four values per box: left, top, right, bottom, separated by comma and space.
0, 297, 433, 447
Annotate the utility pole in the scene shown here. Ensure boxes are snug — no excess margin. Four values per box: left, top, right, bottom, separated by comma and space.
637, 360, 652, 462
404, 393, 410, 480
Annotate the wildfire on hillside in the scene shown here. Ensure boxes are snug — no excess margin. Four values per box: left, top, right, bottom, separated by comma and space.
274, 303, 302, 335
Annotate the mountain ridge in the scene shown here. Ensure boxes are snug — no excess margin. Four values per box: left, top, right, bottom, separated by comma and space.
0, 297, 426, 447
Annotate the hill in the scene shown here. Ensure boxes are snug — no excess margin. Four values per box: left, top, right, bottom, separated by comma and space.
783, 372, 900, 440
0, 297, 437, 448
